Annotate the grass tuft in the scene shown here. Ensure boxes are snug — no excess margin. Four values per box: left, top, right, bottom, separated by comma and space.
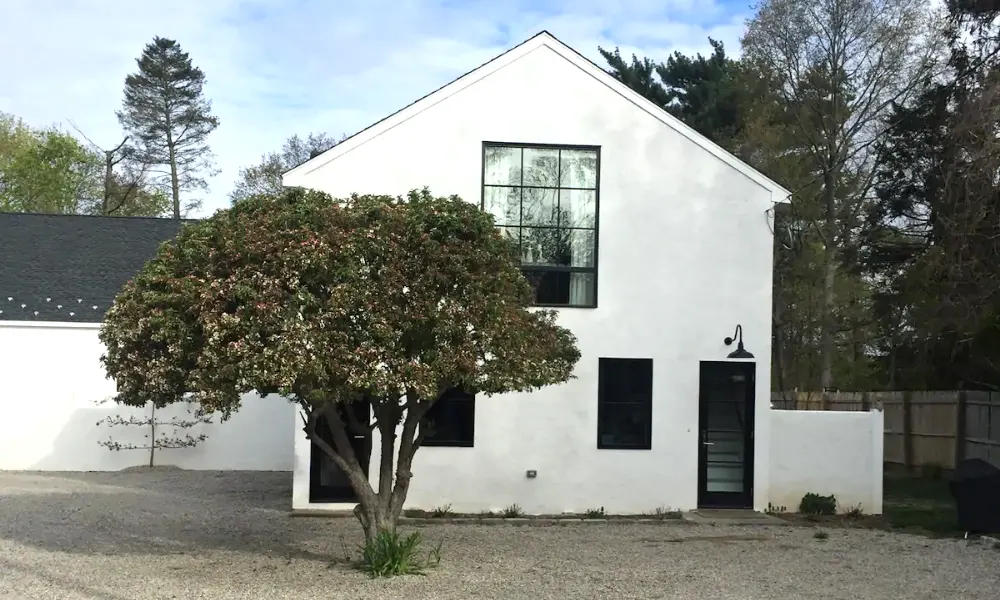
358, 529, 442, 578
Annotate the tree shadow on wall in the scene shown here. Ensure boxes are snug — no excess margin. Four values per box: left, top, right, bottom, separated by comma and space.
27, 397, 293, 472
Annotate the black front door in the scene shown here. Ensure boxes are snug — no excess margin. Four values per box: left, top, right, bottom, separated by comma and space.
697, 361, 755, 508
309, 400, 371, 503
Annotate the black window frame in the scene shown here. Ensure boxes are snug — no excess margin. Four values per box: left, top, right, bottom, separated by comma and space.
420, 387, 476, 448
480, 141, 601, 308
596, 358, 653, 450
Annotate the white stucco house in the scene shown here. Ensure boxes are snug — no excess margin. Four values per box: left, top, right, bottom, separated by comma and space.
281, 31, 883, 516
0, 31, 884, 517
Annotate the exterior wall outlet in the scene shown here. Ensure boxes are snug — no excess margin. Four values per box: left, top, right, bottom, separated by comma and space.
526, 470, 537, 479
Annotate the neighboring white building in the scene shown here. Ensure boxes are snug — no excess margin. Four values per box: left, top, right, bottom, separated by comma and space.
0, 214, 294, 472
283, 31, 882, 516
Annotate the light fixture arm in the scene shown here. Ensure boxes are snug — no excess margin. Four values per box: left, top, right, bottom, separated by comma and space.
724, 324, 744, 347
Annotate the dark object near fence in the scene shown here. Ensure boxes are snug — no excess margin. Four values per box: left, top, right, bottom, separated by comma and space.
949, 458, 1000, 535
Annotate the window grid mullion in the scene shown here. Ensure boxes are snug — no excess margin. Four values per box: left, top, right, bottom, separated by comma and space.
485, 183, 597, 192
519, 148, 525, 258
512, 225, 595, 232
556, 148, 562, 231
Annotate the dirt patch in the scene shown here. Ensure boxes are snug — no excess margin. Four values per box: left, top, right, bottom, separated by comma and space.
665, 535, 769, 543
117, 464, 187, 473
774, 513, 886, 530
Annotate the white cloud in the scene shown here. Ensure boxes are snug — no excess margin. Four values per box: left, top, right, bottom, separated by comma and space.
0, 0, 751, 215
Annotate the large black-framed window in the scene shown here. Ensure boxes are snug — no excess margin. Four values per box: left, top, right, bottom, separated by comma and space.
597, 358, 653, 450
421, 388, 476, 447
481, 142, 600, 308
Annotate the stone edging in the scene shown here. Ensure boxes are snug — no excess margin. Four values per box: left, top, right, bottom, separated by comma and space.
289, 509, 688, 525
398, 516, 689, 526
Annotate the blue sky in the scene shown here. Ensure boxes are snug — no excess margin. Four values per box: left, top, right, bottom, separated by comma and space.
0, 0, 752, 215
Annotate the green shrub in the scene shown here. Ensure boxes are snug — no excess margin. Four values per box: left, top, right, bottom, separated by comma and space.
650, 506, 683, 520
583, 507, 605, 518
430, 504, 452, 518
844, 504, 864, 519
501, 503, 524, 517
358, 530, 441, 578
765, 503, 787, 515
800, 493, 837, 516
813, 530, 830, 540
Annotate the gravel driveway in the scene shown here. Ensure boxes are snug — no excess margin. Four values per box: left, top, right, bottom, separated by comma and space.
0, 470, 997, 599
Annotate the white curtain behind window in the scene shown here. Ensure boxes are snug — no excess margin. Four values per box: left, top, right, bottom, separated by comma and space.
561, 150, 597, 306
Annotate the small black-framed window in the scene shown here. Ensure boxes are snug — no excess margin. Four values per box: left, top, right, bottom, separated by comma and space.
481, 141, 600, 308
597, 358, 653, 450
421, 388, 475, 447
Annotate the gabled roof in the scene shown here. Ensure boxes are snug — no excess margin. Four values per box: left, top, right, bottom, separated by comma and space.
284, 30, 792, 202
0, 213, 187, 323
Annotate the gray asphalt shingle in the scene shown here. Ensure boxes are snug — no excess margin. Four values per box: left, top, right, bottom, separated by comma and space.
0, 213, 187, 322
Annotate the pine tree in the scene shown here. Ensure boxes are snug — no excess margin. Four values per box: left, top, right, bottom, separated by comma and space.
118, 37, 219, 218
598, 39, 746, 151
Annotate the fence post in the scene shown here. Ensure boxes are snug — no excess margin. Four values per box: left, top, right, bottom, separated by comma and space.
861, 391, 871, 412
902, 390, 914, 473
954, 390, 967, 468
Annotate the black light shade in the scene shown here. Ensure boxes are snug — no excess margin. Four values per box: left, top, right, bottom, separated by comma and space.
727, 343, 754, 359
724, 324, 754, 359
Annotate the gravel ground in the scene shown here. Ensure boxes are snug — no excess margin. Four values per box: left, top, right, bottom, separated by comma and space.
0, 470, 998, 600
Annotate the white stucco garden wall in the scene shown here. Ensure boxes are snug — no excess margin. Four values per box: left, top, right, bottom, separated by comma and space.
0, 322, 294, 471
769, 409, 884, 514
288, 39, 780, 514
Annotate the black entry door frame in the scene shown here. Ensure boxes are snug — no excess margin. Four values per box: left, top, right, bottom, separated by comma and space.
309, 400, 372, 503
697, 361, 756, 509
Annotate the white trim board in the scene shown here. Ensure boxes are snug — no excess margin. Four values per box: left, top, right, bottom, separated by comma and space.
0, 320, 102, 329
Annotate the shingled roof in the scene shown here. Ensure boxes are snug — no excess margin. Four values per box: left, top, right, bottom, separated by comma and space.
0, 213, 188, 323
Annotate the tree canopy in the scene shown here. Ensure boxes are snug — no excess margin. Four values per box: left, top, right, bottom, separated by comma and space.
229, 132, 342, 203
0, 113, 100, 213
0, 112, 168, 216
99, 187, 580, 537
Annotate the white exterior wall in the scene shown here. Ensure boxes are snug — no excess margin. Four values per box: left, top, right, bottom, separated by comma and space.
0, 322, 294, 471
289, 42, 778, 514
769, 410, 884, 514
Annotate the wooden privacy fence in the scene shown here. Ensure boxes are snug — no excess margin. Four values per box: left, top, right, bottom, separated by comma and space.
771, 390, 1000, 470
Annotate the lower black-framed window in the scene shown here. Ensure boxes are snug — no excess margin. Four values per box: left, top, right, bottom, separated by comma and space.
597, 358, 653, 450
421, 387, 476, 447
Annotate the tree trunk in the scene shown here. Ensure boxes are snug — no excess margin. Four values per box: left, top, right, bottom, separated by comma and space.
149, 402, 156, 468
772, 304, 790, 406
388, 397, 425, 520
166, 136, 181, 219
819, 169, 838, 391
305, 402, 384, 540
102, 150, 113, 215
304, 395, 435, 542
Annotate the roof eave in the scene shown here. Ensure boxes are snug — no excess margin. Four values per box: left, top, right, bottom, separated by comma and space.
284, 30, 793, 202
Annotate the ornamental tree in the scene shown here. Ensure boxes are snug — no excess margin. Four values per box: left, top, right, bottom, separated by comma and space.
100, 187, 580, 539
